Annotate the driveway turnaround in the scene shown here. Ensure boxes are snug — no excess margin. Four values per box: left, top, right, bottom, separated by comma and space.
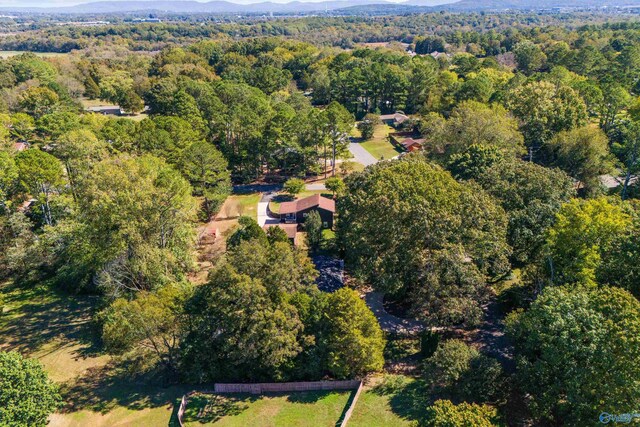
348, 142, 378, 167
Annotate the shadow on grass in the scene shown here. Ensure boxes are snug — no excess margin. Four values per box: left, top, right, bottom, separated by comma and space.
285, 390, 340, 404
0, 280, 101, 358
334, 388, 359, 427
182, 393, 255, 425
371, 377, 431, 425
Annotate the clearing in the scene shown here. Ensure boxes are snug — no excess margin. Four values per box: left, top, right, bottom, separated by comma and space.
0, 281, 184, 427
360, 124, 403, 161
182, 390, 353, 427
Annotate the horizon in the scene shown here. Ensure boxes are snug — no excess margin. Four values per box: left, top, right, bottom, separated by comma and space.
0, 0, 435, 7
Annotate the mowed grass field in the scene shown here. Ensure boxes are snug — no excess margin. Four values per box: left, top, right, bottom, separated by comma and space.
359, 123, 403, 160
0, 281, 185, 427
183, 390, 353, 427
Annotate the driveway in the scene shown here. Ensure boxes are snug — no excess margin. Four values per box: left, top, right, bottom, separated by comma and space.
313, 256, 344, 292
306, 183, 326, 191
364, 291, 426, 335
348, 141, 378, 167
257, 190, 280, 227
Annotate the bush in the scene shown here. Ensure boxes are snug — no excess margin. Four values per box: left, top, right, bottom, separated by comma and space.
420, 330, 441, 358
426, 400, 501, 427
424, 340, 504, 404
283, 178, 305, 196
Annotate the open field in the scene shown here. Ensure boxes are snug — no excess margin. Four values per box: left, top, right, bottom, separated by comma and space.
360, 124, 403, 160
183, 390, 353, 427
349, 376, 424, 427
0, 281, 184, 427
0, 50, 69, 58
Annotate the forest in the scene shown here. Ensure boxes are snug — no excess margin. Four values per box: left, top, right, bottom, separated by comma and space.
1, 10, 640, 427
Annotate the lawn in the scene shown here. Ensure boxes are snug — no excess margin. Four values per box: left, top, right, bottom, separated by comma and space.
183, 390, 353, 427
218, 193, 261, 220
360, 123, 403, 160
348, 375, 426, 427
0, 281, 184, 427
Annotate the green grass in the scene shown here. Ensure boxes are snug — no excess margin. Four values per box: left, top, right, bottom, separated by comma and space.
219, 193, 261, 220
0, 50, 69, 58
349, 375, 427, 427
0, 281, 184, 427
183, 390, 353, 427
360, 124, 403, 160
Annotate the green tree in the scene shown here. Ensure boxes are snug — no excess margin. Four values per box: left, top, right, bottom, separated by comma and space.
476, 159, 575, 264
283, 177, 305, 196
227, 216, 268, 248
0, 151, 18, 212
325, 176, 345, 197
339, 156, 510, 321
545, 197, 631, 286
424, 339, 504, 404
507, 81, 587, 154
506, 285, 640, 426
18, 86, 59, 118
305, 210, 323, 250
513, 40, 547, 74
75, 155, 197, 294
425, 400, 500, 427
181, 141, 231, 218
597, 219, 640, 299
547, 126, 612, 197
15, 149, 64, 226
357, 114, 378, 140
101, 283, 189, 375
0, 351, 61, 427
323, 288, 385, 378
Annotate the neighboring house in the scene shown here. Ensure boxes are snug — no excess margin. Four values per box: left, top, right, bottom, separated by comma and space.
263, 223, 299, 245
399, 137, 425, 152
13, 142, 29, 152
379, 112, 409, 128
86, 106, 123, 116
279, 194, 335, 229
390, 132, 425, 152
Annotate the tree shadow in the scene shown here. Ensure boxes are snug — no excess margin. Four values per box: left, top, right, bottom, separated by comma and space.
272, 194, 294, 203
372, 378, 432, 425
58, 359, 187, 415
285, 390, 340, 404
0, 281, 101, 358
182, 393, 253, 425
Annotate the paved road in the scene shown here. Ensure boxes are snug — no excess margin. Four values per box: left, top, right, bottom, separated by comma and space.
348, 142, 379, 167
306, 183, 326, 191
257, 191, 280, 227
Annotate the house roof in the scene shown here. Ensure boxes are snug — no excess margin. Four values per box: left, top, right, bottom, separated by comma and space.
279, 194, 335, 215
400, 138, 425, 149
263, 223, 298, 239
379, 112, 409, 124
13, 142, 28, 151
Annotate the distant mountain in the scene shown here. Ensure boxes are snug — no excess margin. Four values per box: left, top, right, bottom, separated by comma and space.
3, 0, 640, 15
0, 0, 405, 14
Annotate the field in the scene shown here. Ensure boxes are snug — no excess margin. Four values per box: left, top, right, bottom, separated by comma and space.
360, 124, 403, 160
0, 50, 69, 58
218, 193, 261, 220
349, 376, 425, 427
0, 281, 185, 427
183, 390, 353, 427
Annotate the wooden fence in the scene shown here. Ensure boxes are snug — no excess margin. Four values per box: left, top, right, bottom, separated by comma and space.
177, 380, 363, 427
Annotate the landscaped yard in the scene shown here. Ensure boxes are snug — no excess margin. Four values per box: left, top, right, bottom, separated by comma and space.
360, 124, 403, 160
182, 390, 353, 426
0, 281, 185, 427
